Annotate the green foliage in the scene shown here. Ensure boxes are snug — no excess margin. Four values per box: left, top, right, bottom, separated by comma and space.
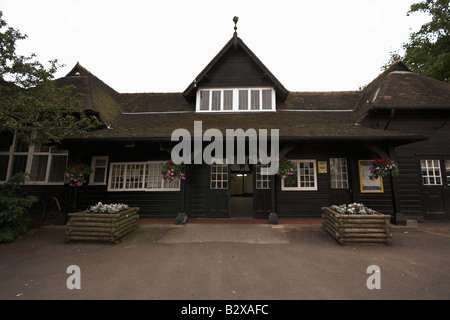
0, 172, 38, 243
384, 0, 449, 82
0, 11, 101, 146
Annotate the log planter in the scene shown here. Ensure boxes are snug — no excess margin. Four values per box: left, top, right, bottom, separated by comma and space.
322, 207, 392, 245
66, 207, 140, 243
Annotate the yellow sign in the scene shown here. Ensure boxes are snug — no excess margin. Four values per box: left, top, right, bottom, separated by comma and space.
318, 161, 327, 173
358, 160, 384, 193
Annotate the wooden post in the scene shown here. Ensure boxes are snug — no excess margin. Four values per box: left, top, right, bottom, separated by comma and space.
268, 175, 278, 224
389, 144, 401, 224
175, 177, 188, 225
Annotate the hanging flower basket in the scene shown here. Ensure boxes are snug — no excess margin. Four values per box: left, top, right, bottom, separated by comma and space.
276, 157, 296, 186
64, 161, 93, 187
369, 158, 399, 180
161, 160, 186, 182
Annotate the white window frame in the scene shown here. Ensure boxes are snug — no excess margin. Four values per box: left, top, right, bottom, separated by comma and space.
445, 160, 450, 187
330, 158, 349, 189
0, 132, 68, 185
256, 163, 271, 189
210, 162, 229, 189
196, 87, 276, 112
420, 159, 442, 186
89, 156, 109, 185
107, 161, 181, 192
281, 160, 317, 191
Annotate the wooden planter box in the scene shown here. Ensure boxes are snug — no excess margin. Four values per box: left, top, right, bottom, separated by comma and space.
66, 207, 140, 243
322, 207, 392, 245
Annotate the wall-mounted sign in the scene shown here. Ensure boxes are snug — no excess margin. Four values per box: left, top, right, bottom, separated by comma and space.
358, 160, 384, 193
318, 161, 327, 173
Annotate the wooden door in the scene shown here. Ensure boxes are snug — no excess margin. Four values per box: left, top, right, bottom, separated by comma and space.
253, 164, 271, 218
329, 158, 353, 206
420, 159, 450, 218
207, 163, 230, 218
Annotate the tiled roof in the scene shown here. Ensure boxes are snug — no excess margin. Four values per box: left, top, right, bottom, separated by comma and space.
371, 71, 450, 110
116, 91, 362, 113
353, 60, 450, 122
56, 63, 122, 125
59, 60, 448, 144
281, 91, 362, 111
70, 110, 421, 144
119, 92, 193, 113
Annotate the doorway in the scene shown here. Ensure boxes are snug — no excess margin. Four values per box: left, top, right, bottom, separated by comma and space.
230, 171, 253, 218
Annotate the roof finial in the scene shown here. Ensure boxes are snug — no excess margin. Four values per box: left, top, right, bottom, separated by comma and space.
233, 16, 239, 49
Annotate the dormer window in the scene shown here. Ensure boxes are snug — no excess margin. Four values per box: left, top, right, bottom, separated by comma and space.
196, 88, 275, 112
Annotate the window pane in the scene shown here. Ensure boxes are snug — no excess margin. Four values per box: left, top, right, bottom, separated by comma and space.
211, 163, 228, 189
95, 159, 107, 167
256, 164, 270, 189
251, 90, 260, 110
10, 155, 27, 176
223, 90, 233, 110
200, 90, 210, 110
330, 158, 348, 189
0, 155, 9, 180
239, 90, 248, 110
48, 155, 67, 182
148, 164, 162, 189
421, 159, 442, 185
446, 160, 450, 186
211, 91, 221, 111
262, 90, 272, 110
30, 155, 48, 181
14, 137, 29, 152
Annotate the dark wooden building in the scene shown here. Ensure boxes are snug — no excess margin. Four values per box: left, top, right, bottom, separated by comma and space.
1, 26, 449, 225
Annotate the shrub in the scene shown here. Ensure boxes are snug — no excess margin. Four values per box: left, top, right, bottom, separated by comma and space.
0, 172, 38, 243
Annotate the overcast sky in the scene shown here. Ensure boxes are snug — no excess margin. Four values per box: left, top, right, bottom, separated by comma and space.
1, 0, 430, 93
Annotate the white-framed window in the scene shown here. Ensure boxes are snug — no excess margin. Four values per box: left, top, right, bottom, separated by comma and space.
256, 164, 270, 189
210, 163, 228, 189
0, 133, 68, 184
108, 161, 180, 191
281, 160, 317, 191
90, 156, 109, 185
330, 158, 349, 189
420, 160, 442, 186
446, 160, 450, 186
196, 87, 276, 112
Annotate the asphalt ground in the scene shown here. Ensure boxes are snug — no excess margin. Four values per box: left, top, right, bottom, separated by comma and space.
1, 220, 449, 309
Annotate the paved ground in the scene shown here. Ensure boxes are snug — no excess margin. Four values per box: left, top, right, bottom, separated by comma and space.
0, 220, 449, 304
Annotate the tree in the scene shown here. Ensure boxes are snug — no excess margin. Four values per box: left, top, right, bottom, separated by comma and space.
0, 11, 101, 146
0, 172, 38, 243
383, 0, 449, 82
